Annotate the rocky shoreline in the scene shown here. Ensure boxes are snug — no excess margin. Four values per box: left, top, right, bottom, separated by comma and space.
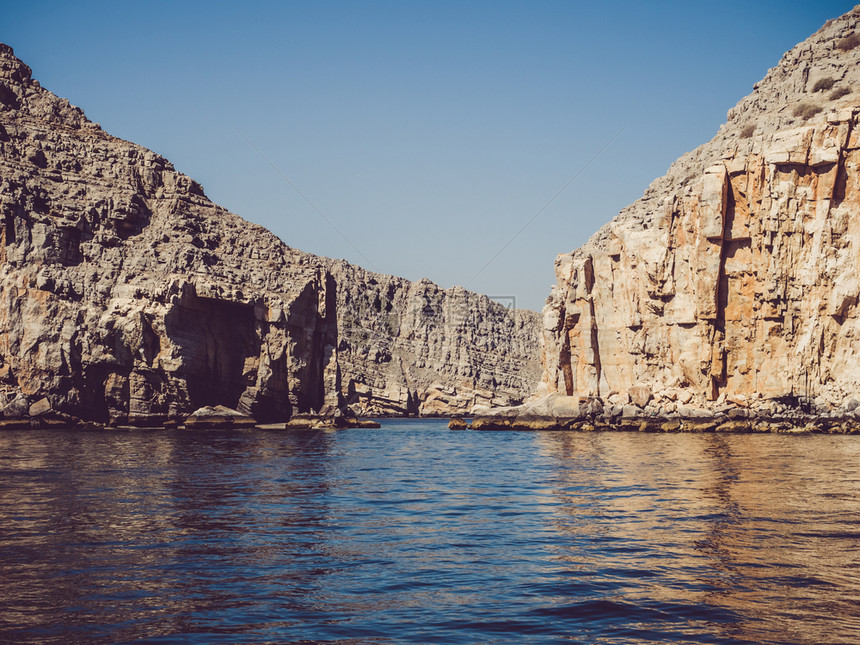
0, 403, 381, 431
458, 415, 860, 434
3, 400, 859, 434
457, 392, 860, 434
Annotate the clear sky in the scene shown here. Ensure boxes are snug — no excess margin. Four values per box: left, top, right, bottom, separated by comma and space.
4, 1, 855, 311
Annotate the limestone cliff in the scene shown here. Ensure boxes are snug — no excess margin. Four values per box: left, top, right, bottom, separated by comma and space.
329, 264, 539, 416
542, 7, 860, 416
0, 43, 540, 424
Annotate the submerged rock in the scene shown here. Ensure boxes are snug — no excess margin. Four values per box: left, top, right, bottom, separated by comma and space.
447, 418, 468, 430
285, 412, 380, 429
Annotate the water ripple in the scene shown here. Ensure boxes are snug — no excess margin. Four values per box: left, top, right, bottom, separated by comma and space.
0, 421, 859, 643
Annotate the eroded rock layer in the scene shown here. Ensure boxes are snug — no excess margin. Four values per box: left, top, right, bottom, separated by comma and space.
542, 8, 860, 416
0, 44, 540, 424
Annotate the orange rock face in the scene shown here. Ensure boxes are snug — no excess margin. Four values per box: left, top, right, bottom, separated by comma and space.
542, 8, 860, 412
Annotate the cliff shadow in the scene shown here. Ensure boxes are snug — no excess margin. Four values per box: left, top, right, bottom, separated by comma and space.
164, 294, 259, 411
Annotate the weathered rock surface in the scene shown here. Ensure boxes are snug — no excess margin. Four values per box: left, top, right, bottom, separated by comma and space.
330, 266, 539, 416
541, 7, 860, 416
0, 43, 541, 425
184, 406, 257, 429
285, 411, 381, 430
465, 412, 860, 434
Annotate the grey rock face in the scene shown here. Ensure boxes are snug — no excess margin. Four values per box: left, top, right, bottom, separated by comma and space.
330, 266, 540, 416
0, 44, 541, 423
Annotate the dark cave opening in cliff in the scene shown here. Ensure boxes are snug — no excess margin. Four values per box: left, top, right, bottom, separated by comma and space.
165, 295, 260, 412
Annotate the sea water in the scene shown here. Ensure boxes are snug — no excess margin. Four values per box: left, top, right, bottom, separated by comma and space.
1, 419, 858, 643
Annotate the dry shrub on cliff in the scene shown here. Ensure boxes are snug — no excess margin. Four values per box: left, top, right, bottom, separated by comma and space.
812, 77, 835, 92
836, 33, 860, 51
739, 124, 755, 138
793, 102, 822, 120
830, 86, 851, 100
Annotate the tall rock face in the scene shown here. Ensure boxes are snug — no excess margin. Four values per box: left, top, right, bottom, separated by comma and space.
0, 44, 540, 424
329, 263, 539, 415
543, 8, 860, 414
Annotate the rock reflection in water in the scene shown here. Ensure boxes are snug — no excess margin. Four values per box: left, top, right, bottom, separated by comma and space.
534, 432, 860, 643
0, 429, 338, 642
1, 423, 859, 643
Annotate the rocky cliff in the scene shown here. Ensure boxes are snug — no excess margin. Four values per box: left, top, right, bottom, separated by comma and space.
541, 8, 860, 419
0, 43, 540, 425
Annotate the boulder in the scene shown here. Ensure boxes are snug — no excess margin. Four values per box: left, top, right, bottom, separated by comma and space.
28, 398, 52, 417
842, 397, 860, 412
183, 406, 256, 429
1, 394, 30, 418
448, 418, 469, 430
677, 406, 715, 420
622, 404, 643, 419
628, 385, 652, 408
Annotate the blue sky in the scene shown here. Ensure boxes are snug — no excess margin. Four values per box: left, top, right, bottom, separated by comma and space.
4, 1, 855, 310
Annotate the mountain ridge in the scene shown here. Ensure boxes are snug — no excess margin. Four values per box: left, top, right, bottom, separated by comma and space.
0, 42, 541, 425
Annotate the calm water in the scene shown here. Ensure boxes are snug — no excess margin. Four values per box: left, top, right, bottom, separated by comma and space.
1, 420, 859, 644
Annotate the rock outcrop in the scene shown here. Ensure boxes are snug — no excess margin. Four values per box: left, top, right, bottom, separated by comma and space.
329, 264, 538, 416
0, 43, 541, 425
540, 7, 860, 419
